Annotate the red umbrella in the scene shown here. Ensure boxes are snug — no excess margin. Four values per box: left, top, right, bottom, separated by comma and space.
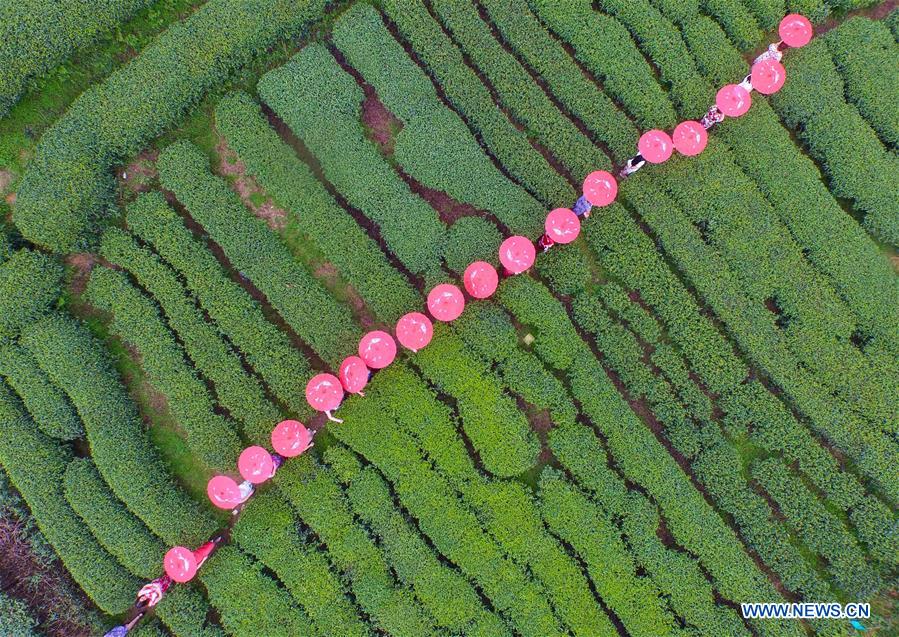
582, 170, 618, 207
638, 129, 674, 164
395, 312, 433, 351
751, 59, 786, 95
779, 14, 812, 48
238, 446, 275, 485
271, 419, 313, 457
192, 540, 217, 570
305, 373, 344, 422
544, 208, 581, 244
164, 546, 198, 583
358, 331, 397, 369
339, 355, 370, 395
672, 121, 707, 156
499, 236, 536, 275
427, 284, 465, 322
463, 261, 499, 299
716, 84, 751, 117
207, 475, 242, 510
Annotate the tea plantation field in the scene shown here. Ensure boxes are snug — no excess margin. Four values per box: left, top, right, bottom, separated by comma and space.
0, 0, 897, 635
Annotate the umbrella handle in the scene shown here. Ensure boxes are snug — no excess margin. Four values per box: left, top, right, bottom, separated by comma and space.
325, 410, 343, 424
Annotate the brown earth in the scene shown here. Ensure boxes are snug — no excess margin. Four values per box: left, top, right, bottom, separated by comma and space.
216, 137, 287, 231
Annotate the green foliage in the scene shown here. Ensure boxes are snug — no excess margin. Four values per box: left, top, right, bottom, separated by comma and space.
331, 4, 545, 235
0, 342, 83, 440
825, 17, 899, 149
85, 265, 243, 471
0, 0, 152, 117
214, 91, 419, 324
381, 0, 573, 206
528, 0, 677, 129
13, 0, 329, 252
125, 192, 311, 415
258, 43, 447, 279
99, 228, 282, 443
443, 217, 502, 274
772, 39, 899, 247
63, 457, 163, 579
699, 0, 763, 49
0, 592, 38, 637
157, 140, 359, 367
0, 249, 63, 341
481, 0, 638, 162
0, 381, 137, 613
19, 313, 215, 545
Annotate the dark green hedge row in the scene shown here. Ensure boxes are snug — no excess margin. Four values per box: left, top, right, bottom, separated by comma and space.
698, 0, 763, 49
0, 226, 12, 265
85, 265, 243, 471
0, 342, 83, 440
258, 44, 447, 280
0, 591, 37, 637
497, 277, 794, 623
199, 546, 317, 637
825, 17, 899, 149
125, 192, 311, 416
63, 457, 163, 579
539, 469, 680, 636
100, 228, 281, 444
274, 457, 440, 637
0, 0, 151, 117
153, 585, 225, 637
380, 0, 573, 206
443, 218, 503, 275
600, 0, 715, 118
482, 0, 638, 163
0, 249, 63, 341
621, 178, 899, 504
716, 99, 899, 357
648, 143, 893, 427
215, 91, 419, 324
752, 458, 883, 599
772, 39, 899, 247
0, 381, 136, 613
528, 0, 677, 129
157, 141, 359, 368
331, 5, 544, 236
549, 423, 751, 636
429, 0, 609, 180
232, 491, 370, 637
19, 313, 215, 545
325, 445, 512, 637
13, 0, 328, 253
315, 384, 567, 637
680, 13, 747, 86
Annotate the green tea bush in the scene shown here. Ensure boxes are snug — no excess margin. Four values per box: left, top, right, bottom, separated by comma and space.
0, 250, 63, 341
100, 228, 281, 443
214, 91, 419, 324
13, 0, 328, 253
157, 141, 359, 368
85, 265, 243, 471
443, 217, 503, 274
19, 313, 215, 545
0, 381, 137, 613
125, 193, 311, 415
0, 343, 83, 440
0, 592, 37, 637
698, 0, 763, 49
0, 0, 152, 117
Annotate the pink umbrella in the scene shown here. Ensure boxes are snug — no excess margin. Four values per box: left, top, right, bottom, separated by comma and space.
779, 14, 813, 48
582, 170, 618, 207
271, 419, 313, 457
238, 446, 275, 485
305, 373, 344, 422
427, 284, 465, 322
751, 59, 786, 95
164, 546, 198, 583
638, 129, 674, 164
672, 121, 707, 156
544, 208, 581, 244
499, 236, 536, 275
339, 355, 370, 395
463, 261, 499, 299
716, 84, 751, 117
358, 331, 397, 369
395, 312, 434, 351
207, 475, 242, 510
